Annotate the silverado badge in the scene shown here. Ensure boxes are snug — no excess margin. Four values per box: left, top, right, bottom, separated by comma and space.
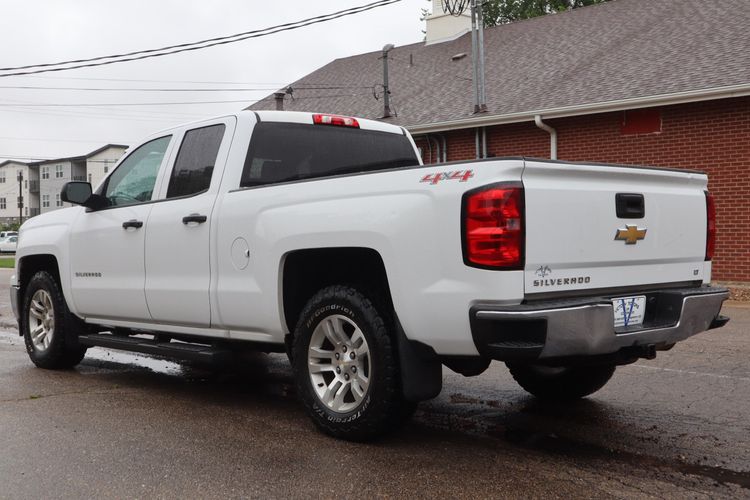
615, 225, 647, 245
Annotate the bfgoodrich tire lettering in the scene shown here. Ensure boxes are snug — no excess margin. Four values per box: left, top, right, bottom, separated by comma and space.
21, 271, 87, 369
292, 285, 412, 441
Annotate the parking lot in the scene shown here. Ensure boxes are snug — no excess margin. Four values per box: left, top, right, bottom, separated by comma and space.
0, 267, 748, 498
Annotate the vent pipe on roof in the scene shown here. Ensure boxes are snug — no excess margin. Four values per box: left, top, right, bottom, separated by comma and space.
274, 92, 285, 111
382, 44, 395, 118
534, 115, 557, 160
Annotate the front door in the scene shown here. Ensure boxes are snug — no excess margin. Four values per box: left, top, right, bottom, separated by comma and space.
144, 120, 233, 327
69, 135, 172, 321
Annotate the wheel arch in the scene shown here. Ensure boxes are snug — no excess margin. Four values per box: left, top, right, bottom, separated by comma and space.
18, 254, 61, 297
280, 247, 393, 334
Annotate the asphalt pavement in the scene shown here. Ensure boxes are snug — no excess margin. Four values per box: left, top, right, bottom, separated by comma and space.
0, 267, 748, 498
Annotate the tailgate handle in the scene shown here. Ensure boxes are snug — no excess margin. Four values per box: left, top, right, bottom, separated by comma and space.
616, 193, 645, 219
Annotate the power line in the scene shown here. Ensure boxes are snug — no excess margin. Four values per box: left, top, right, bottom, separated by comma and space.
0, 84, 378, 93
22, 75, 289, 85
293, 92, 375, 100
0, 106, 206, 123
0, 85, 280, 92
293, 84, 376, 89
0, 155, 52, 161
0, 0, 401, 77
0, 155, 125, 163
18, 75, 384, 89
0, 136, 135, 144
0, 99, 256, 107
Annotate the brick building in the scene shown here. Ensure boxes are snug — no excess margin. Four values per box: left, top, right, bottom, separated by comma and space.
250, 0, 750, 284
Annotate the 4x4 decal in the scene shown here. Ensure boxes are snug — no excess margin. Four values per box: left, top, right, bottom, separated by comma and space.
420, 170, 474, 185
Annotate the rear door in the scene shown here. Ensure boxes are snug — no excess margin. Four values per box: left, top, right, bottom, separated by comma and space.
522, 160, 708, 296
144, 118, 234, 327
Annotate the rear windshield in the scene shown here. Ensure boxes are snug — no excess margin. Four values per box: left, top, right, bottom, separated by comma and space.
240, 122, 418, 188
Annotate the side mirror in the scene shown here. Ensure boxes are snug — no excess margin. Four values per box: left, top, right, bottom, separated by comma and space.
61, 182, 106, 210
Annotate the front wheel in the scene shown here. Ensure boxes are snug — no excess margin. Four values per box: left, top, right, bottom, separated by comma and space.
21, 271, 87, 369
506, 363, 616, 401
292, 285, 412, 441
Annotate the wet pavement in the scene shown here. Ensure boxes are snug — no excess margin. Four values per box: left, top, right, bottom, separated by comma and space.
0, 268, 748, 498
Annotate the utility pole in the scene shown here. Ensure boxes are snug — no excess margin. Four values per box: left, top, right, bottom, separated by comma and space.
17, 171, 23, 225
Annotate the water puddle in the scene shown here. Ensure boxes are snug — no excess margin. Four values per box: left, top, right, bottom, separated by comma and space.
83, 347, 186, 376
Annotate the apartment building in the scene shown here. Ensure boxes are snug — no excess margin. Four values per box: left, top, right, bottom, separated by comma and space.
36, 157, 87, 214
0, 144, 127, 223
0, 160, 34, 224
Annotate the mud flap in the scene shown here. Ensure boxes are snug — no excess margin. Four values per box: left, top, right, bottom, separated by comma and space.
395, 318, 442, 402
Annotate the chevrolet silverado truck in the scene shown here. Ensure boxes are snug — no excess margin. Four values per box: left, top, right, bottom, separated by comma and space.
10, 110, 729, 440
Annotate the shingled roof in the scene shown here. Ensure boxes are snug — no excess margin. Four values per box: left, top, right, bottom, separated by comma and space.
249, 0, 750, 132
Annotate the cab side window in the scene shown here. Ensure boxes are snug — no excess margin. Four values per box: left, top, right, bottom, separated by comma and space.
166, 124, 225, 199
102, 136, 171, 207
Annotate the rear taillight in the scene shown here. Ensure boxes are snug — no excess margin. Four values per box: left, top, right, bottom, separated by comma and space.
462, 183, 524, 269
705, 191, 716, 261
313, 113, 359, 128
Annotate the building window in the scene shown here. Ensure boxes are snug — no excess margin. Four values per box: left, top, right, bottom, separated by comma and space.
25, 207, 28, 216
42, 195, 49, 208
56, 193, 62, 207
0, 198, 5, 210
88, 173, 92, 183
621, 108, 661, 135
55, 164, 64, 178
0, 172, 5, 183
42, 167, 49, 179
104, 164, 109, 173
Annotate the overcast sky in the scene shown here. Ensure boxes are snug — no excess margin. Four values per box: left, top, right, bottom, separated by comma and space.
0, 0, 427, 162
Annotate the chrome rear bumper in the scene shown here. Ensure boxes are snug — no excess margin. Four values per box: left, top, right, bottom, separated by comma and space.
470, 286, 728, 361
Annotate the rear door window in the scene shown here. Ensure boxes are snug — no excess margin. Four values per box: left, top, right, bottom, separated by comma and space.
240, 122, 418, 188
166, 124, 226, 198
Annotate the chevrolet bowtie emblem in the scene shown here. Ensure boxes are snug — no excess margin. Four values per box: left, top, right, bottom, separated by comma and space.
615, 225, 647, 244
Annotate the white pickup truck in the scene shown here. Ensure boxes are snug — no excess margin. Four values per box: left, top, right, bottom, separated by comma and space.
11, 110, 729, 440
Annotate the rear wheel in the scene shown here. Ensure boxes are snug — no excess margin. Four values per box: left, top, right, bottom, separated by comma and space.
21, 271, 87, 369
507, 363, 616, 401
292, 285, 412, 441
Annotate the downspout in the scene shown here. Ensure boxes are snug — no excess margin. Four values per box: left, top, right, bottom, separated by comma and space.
439, 134, 447, 163
475, 128, 480, 159
534, 115, 557, 160
429, 136, 441, 164
482, 127, 488, 159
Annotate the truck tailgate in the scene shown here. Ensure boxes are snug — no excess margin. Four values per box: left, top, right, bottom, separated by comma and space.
522, 160, 709, 296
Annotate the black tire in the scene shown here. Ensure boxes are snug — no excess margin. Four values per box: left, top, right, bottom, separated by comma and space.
292, 285, 412, 441
21, 271, 87, 369
507, 363, 616, 401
